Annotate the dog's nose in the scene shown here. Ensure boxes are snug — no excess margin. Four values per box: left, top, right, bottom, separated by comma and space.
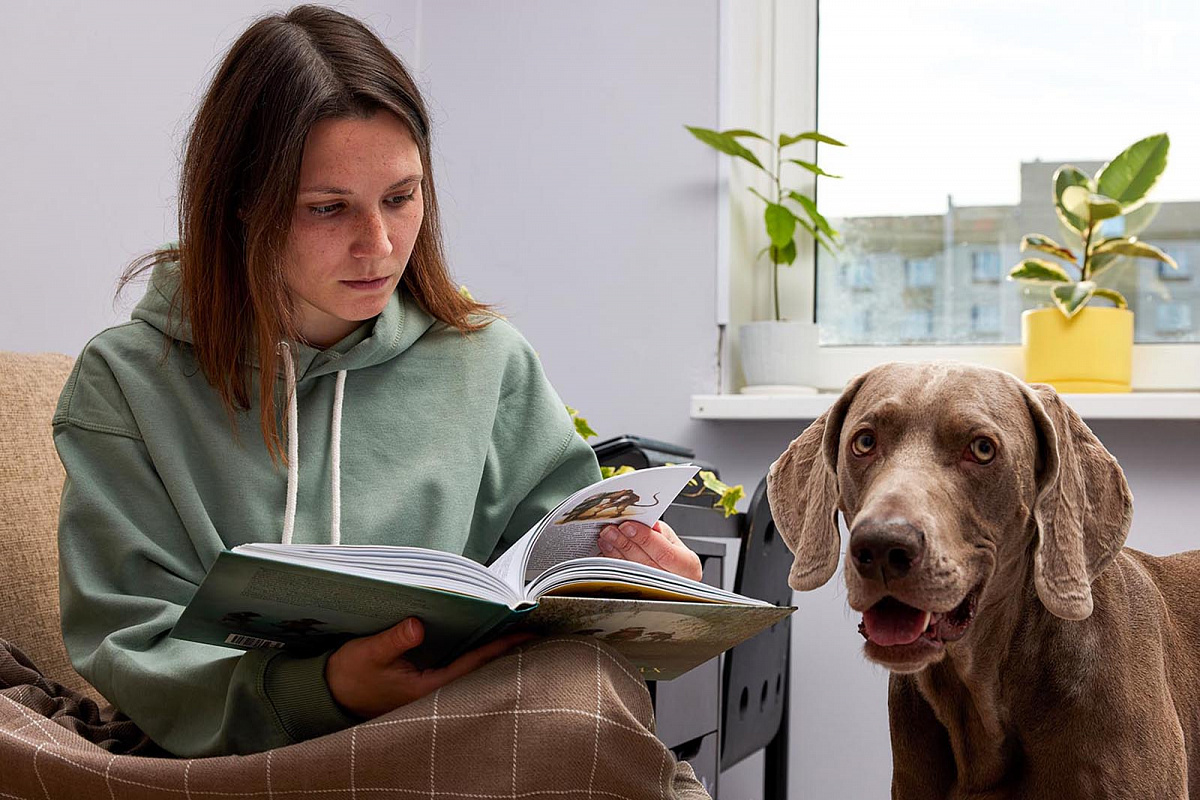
849, 518, 925, 581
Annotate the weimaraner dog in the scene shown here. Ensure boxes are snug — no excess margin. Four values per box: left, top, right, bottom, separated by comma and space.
767, 361, 1199, 798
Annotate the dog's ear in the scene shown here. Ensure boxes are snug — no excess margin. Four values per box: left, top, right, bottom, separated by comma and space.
1021, 382, 1133, 620
767, 372, 868, 591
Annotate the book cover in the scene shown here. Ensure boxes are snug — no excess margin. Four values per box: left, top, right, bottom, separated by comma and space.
519, 596, 793, 681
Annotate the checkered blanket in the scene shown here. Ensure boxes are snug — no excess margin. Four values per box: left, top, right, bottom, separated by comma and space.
0, 636, 710, 799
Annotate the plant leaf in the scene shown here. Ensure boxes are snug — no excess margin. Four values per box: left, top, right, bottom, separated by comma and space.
771, 238, 799, 266
1088, 252, 1122, 281
1062, 186, 1123, 222
1092, 288, 1129, 309
721, 128, 771, 142
565, 405, 598, 439
765, 203, 797, 248
685, 125, 765, 170
1053, 165, 1092, 233
788, 191, 839, 242
698, 470, 745, 518
1123, 201, 1160, 238
1095, 133, 1169, 214
1092, 237, 1178, 268
600, 465, 637, 479
748, 187, 772, 205
779, 131, 847, 148
1007, 258, 1073, 283
786, 159, 842, 179
1019, 234, 1076, 264
1051, 281, 1096, 318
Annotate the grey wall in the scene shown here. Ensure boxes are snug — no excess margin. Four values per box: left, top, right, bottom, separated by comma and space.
4, 3, 1198, 798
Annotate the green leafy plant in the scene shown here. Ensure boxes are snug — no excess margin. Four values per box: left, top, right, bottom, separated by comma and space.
566, 405, 597, 440
576, 422, 745, 517
680, 470, 745, 518
686, 126, 847, 321
1007, 133, 1176, 318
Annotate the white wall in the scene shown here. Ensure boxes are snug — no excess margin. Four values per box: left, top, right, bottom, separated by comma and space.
4, 3, 1198, 798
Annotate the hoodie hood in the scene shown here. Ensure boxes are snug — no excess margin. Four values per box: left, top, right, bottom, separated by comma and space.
131, 256, 438, 383
131, 254, 439, 546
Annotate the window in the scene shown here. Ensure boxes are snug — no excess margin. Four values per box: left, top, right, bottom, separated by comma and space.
1160, 247, 1193, 280
903, 309, 934, 341
971, 250, 1001, 283
844, 259, 875, 290
1156, 302, 1193, 335
814, 2, 1200, 349
904, 258, 937, 289
970, 304, 1001, 335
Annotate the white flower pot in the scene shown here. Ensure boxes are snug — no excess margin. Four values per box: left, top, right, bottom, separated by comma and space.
738, 321, 820, 392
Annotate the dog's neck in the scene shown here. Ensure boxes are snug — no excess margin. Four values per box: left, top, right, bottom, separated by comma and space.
913, 535, 1039, 791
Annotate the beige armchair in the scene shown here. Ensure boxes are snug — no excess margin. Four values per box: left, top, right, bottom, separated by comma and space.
0, 350, 707, 800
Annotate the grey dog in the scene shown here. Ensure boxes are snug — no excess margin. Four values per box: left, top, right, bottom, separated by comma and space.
767, 361, 1199, 799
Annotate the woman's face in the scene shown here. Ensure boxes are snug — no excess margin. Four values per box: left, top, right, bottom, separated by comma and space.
283, 111, 424, 348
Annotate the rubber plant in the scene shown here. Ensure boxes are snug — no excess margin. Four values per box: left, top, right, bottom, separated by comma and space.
1007, 133, 1176, 317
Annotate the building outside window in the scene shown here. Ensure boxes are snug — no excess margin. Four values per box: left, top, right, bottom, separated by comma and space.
813, 2, 1200, 355
970, 303, 1001, 335
904, 258, 937, 289
971, 250, 1001, 283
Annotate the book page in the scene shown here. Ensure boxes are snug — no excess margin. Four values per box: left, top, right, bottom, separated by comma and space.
516, 464, 699, 585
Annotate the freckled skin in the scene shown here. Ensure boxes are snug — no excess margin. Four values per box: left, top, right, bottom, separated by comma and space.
285, 111, 425, 348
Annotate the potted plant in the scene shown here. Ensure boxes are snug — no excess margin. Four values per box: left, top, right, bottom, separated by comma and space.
1007, 133, 1174, 393
686, 125, 846, 391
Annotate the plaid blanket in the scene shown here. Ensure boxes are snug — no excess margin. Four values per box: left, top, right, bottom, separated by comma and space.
0, 636, 710, 799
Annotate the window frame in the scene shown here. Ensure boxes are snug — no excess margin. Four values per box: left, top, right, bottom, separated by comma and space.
716, 0, 1200, 391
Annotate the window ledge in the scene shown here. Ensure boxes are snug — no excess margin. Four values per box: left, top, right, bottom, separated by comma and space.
690, 392, 1200, 421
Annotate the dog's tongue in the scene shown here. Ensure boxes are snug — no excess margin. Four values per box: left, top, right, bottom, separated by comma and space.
862, 597, 930, 646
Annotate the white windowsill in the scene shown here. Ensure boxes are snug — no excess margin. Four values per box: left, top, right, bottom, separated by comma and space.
690, 392, 1200, 421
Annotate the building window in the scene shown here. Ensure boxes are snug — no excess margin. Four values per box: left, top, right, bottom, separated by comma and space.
845, 260, 875, 289
1160, 247, 1193, 281
971, 250, 1001, 283
904, 258, 937, 289
902, 309, 934, 340
970, 303, 1000, 334
1156, 302, 1193, 334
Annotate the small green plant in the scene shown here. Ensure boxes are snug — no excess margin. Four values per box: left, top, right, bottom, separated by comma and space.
680, 471, 745, 518
686, 125, 846, 321
573, 416, 744, 517
566, 405, 597, 439
1007, 133, 1176, 318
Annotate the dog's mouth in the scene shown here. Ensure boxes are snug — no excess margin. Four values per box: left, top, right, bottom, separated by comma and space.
857, 587, 980, 648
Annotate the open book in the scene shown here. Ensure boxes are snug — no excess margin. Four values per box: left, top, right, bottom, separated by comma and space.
170, 465, 793, 679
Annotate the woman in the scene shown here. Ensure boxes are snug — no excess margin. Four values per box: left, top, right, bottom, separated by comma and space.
53, 4, 705, 794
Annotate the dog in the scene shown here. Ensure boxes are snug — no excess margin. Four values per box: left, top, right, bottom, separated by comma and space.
766, 361, 1200, 798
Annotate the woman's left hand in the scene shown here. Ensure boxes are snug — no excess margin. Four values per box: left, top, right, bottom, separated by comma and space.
597, 519, 703, 582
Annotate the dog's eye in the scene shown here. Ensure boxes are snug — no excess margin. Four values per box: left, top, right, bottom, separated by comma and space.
851, 431, 876, 457
967, 437, 997, 464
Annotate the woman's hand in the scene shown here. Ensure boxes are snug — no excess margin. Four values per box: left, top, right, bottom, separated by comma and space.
326, 617, 535, 720
597, 519, 703, 582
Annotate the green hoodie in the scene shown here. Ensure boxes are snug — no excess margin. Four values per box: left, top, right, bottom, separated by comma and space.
52, 257, 601, 757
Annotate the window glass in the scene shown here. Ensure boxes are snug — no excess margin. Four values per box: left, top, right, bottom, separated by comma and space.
815, 2, 1200, 345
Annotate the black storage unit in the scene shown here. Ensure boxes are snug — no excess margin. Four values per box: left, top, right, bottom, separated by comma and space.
591, 437, 792, 799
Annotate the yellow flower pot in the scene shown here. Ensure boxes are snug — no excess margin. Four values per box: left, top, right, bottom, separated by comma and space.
1022, 306, 1134, 393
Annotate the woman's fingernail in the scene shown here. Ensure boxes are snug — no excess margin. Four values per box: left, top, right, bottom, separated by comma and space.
621, 523, 637, 537
599, 537, 613, 551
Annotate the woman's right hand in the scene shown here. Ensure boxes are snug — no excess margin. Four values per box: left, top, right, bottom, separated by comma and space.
325, 617, 535, 720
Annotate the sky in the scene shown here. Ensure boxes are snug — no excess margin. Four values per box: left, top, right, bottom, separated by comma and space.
813, 0, 1199, 218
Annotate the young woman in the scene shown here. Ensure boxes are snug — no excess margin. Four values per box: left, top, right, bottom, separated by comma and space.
52, 5, 705, 793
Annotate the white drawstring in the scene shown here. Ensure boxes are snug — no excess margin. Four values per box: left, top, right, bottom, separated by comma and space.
279, 342, 346, 546
330, 369, 346, 546
281, 344, 299, 546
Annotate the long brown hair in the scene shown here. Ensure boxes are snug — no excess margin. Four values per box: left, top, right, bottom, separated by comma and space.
118, 4, 492, 466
